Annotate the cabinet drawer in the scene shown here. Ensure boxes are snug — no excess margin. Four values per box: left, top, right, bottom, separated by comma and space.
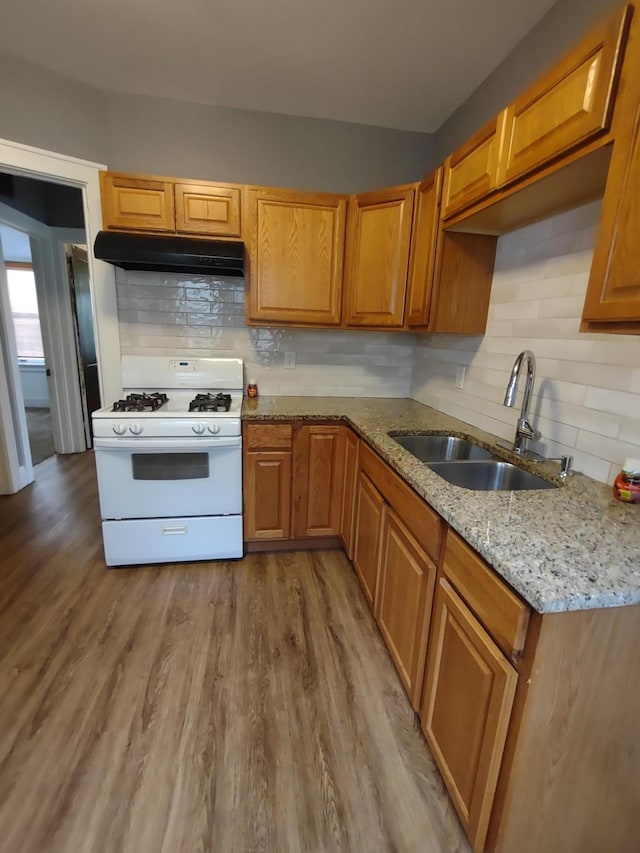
359, 442, 443, 564
244, 423, 293, 451
443, 529, 529, 661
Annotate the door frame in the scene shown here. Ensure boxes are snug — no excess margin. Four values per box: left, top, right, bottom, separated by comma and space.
0, 138, 120, 492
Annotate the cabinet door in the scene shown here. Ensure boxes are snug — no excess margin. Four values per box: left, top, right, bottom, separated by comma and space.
498, 5, 631, 187
343, 185, 415, 327
339, 429, 359, 559
352, 471, 385, 607
441, 116, 505, 219
292, 425, 345, 538
420, 577, 517, 852
100, 172, 175, 233
246, 189, 346, 325
376, 509, 437, 709
175, 183, 242, 237
582, 8, 640, 331
406, 168, 443, 327
244, 451, 292, 540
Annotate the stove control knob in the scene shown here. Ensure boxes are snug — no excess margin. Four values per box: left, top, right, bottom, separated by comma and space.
112, 423, 127, 435
207, 423, 221, 434
192, 423, 206, 435
129, 423, 143, 435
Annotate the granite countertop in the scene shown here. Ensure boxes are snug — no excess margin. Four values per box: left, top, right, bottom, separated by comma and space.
242, 396, 640, 615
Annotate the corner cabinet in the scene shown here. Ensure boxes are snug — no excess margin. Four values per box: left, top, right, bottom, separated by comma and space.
99, 172, 242, 237
292, 425, 345, 537
405, 169, 443, 327
245, 188, 347, 326
343, 184, 416, 328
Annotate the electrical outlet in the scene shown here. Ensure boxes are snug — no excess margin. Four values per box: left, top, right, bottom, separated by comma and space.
455, 367, 466, 390
284, 351, 296, 369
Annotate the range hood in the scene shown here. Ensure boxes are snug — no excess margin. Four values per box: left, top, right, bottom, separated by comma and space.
93, 231, 245, 277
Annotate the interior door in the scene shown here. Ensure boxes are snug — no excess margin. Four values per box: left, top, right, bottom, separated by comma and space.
0, 239, 33, 492
67, 245, 100, 444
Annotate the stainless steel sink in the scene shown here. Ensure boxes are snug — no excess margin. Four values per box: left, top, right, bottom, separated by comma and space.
390, 433, 494, 462
428, 460, 556, 491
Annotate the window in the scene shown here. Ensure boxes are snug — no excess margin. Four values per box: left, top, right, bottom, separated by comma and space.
5, 265, 45, 360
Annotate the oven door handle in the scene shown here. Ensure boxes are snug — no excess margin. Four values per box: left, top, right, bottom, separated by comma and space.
93, 436, 242, 451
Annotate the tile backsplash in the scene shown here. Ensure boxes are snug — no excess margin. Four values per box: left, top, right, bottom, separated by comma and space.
116, 269, 415, 397
411, 200, 640, 485
116, 199, 640, 485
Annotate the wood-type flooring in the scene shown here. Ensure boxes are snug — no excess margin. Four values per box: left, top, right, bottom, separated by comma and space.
0, 452, 469, 853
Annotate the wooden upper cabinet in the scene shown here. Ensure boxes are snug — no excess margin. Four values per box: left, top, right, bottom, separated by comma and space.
498, 5, 632, 187
441, 116, 505, 219
292, 425, 345, 538
245, 188, 347, 326
420, 577, 517, 852
343, 185, 416, 327
100, 172, 175, 233
582, 6, 640, 332
174, 183, 241, 237
406, 168, 443, 327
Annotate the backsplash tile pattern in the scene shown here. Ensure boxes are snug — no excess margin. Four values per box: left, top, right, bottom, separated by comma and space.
411, 200, 640, 485
116, 269, 415, 397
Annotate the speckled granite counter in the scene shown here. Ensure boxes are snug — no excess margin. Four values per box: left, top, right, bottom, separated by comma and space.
242, 396, 640, 614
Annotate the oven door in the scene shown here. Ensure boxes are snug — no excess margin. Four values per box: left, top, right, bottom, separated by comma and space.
94, 435, 242, 520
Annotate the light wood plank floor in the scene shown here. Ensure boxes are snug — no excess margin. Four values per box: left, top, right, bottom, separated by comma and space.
0, 452, 469, 853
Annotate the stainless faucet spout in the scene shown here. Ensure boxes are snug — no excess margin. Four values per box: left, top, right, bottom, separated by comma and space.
503, 350, 541, 456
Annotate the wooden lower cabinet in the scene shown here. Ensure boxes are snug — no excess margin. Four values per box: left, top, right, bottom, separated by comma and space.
243, 421, 346, 545
375, 509, 436, 708
420, 577, 517, 852
292, 425, 345, 538
352, 470, 385, 606
339, 428, 359, 559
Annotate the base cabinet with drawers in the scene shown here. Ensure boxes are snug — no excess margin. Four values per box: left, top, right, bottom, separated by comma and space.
341, 432, 639, 853
243, 421, 345, 546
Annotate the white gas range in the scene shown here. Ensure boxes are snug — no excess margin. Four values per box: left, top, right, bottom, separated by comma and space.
92, 356, 244, 567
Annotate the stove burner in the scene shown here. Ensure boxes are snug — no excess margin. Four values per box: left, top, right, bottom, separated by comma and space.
189, 393, 232, 413
112, 392, 169, 413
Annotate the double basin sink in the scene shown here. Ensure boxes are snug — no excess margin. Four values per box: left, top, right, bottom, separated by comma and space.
389, 433, 555, 491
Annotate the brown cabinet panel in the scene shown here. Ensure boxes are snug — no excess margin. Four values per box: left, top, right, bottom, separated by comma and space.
498, 5, 631, 187
175, 183, 241, 237
293, 425, 345, 538
344, 185, 415, 327
339, 428, 359, 559
582, 7, 640, 330
352, 471, 385, 606
246, 189, 346, 326
421, 577, 517, 852
441, 116, 505, 219
406, 169, 443, 327
244, 451, 292, 540
443, 530, 529, 662
100, 172, 175, 233
244, 423, 292, 451
376, 509, 437, 709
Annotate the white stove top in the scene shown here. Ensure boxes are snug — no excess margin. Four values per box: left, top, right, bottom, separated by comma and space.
92, 355, 244, 438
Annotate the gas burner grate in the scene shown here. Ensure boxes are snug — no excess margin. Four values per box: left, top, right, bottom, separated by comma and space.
189, 393, 232, 413
112, 392, 169, 412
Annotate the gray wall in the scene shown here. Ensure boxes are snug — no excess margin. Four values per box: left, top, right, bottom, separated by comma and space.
435, 0, 623, 159
104, 92, 434, 192
0, 51, 111, 165
0, 49, 434, 193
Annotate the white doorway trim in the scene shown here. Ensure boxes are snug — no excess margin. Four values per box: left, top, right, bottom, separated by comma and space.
0, 138, 121, 404
0, 139, 121, 492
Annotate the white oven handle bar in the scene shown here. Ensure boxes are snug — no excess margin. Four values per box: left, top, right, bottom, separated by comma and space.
94, 436, 242, 451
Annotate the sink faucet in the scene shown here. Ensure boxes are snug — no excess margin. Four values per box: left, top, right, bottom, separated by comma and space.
503, 350, 541, 456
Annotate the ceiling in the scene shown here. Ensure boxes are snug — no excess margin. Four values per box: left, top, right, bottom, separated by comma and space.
0, 0, 558, 133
